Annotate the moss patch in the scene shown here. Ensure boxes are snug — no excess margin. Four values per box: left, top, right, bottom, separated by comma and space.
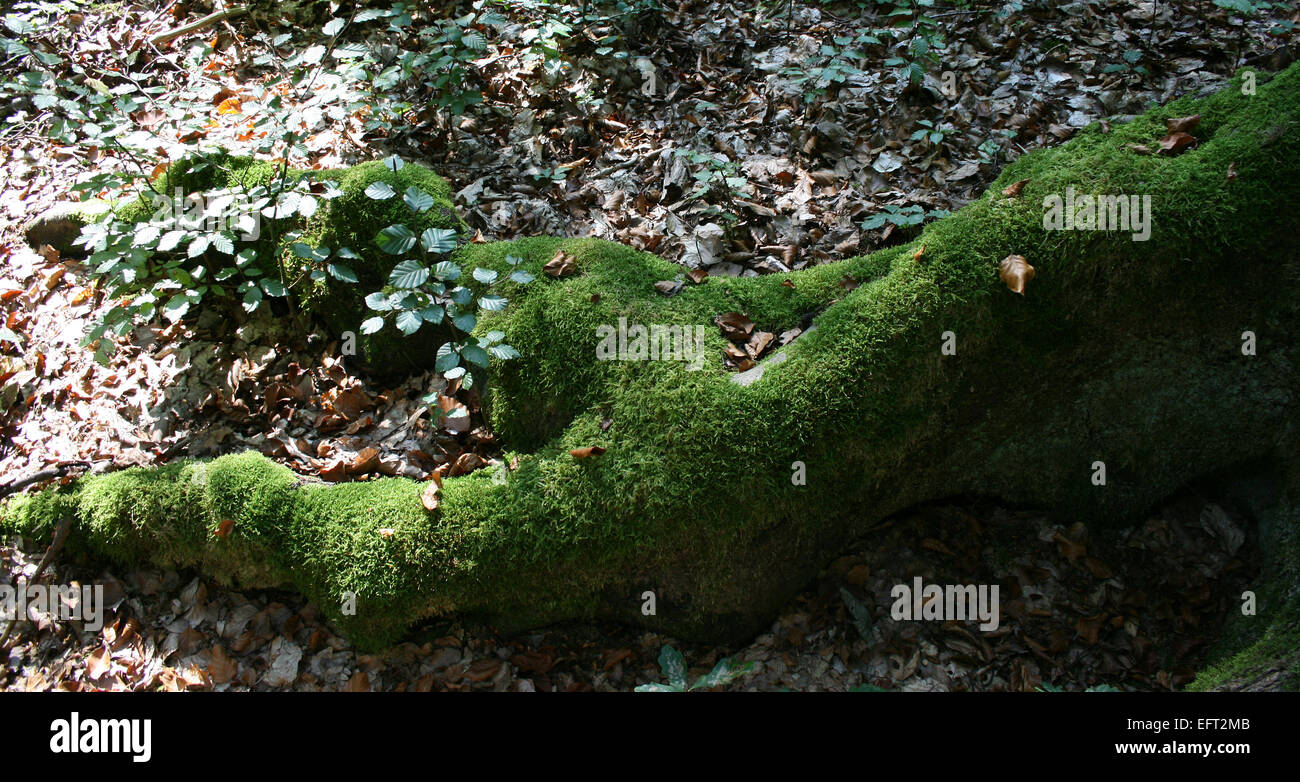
7, 66, 1300, 660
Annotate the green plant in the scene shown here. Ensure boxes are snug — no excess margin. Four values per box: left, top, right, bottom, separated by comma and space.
861, 202, 949, 230
1102, 48, 1148, 77
782, 32, 880, 102
358, 157, 530, 391
634, 645, 755, 691
910, 118, 954, 147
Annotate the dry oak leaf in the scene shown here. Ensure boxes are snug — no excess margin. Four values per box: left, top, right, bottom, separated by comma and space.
570, 445, 606, 459
686, 268, 708, 284
999, 254, 1035, 295
349, 446, 381, 475
1001, 178, 1030, 198
544, 249, 577, 277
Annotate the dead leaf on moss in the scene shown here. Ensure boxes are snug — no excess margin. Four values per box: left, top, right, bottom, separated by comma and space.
1002, 178, 1030, 198
745, 330, 774, 359
654, 279, 682, 296
214, 519, 234, 539
714, 312, 754, 341
686, 268, 708, 284
912, 243, 927, 263
543, 249, 577, 277
570, 445, 606, 459
1158, 131, 1197, 156
1165, 114, 1201, 134
420, 478, 441, 511
1226, 162, 1237, 181
1125, 143, 1152, 155
998, 254, 1035, 295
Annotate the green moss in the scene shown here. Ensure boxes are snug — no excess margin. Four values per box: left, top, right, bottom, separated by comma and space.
6, 66, 1300, 656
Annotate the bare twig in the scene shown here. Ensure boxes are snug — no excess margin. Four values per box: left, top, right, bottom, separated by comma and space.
148, 7, 248, 47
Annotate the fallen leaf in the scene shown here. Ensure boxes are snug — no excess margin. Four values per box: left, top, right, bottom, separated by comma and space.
420, 480, 441, 511
1165, 114, 1201, 134
1002, 178, 1030, 198
912, 243, 927, 263
319, 459, 348, 482
208, 645, 237, 685
1226, 162, 1237, 181
654, 279, 681, 296
214, 519, 234, 539
686, 268, 708, 284
570, 446, 606, 459
349, 446, 381, 475
714, 312, 754, 341
1052, 530, 1086, 563
745, 330, 774, 359
376, 528, 395, 538
344, 672, 371, 691
1157, 131, 1197, 156
1125, 143, 1152, 155
544, 249, 577, 277
998, 254, 1035, 295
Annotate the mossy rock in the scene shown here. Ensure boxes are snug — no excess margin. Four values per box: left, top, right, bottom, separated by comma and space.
6, 66, 1300, 675
111, 153, 465, 376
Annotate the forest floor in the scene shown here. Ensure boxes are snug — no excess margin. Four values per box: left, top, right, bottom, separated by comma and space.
0, 0, 1293, 690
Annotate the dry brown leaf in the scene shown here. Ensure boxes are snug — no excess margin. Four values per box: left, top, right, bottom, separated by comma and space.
420, 479, 441, 511
208, 645, 237, 685
998, 254, 1035, 295
344, 671, 371, 692
654, 279, 681, 295
1125, 143, 1152, 155
214, 519, 234, 539
714, 312, 754, 341
1052, 530, 1087, 563
1002, 178, 1030, 198
1158, 131, 1197, 156
349, 446, 381, 475
1165, 114, 1202, 134
686, 268, 708, 284
745, 330, 774, 360
543, 249, 577, 277
912, 243, 927, 263
319, 459, 347, 482
570, 445, 607, 459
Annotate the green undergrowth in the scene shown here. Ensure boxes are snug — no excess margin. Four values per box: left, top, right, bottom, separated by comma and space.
5, 66, 1300, 661
114, 152, 464, 369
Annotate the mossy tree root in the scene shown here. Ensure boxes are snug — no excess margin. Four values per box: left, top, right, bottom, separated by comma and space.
6, 67, 1300, 667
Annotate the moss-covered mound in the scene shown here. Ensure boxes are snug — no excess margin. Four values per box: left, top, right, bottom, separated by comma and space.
114, 153, 464, 371
6, 67, 1300, 674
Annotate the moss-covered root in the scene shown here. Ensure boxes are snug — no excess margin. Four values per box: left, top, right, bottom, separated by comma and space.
6, 66, 1300, 655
